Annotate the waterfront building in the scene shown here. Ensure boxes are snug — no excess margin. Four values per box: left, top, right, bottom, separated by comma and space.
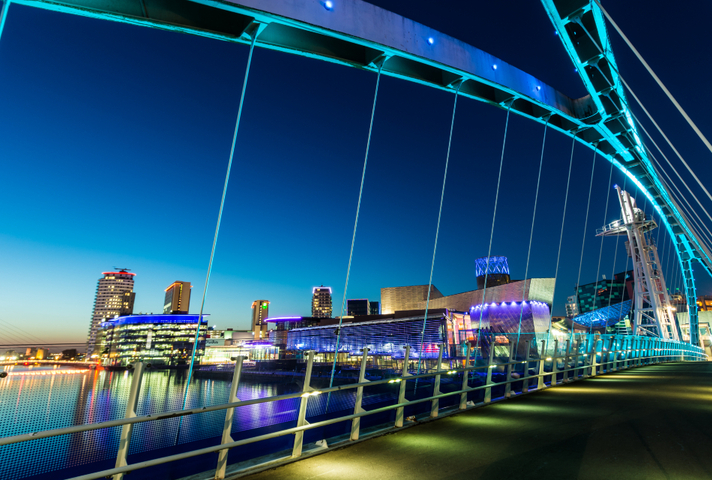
565, 295, 579, 318
251, 300, 270, 340
163, 281, 191, 314
370, 301, 380, 315
381, 285, 444, 314
347, 299, 370, 316
696, 295, 712, 311
99, 314, 207, 367
575, 271, 633, 314
475, 256, 511, 290
311, 286, 333, 318
87, 269, 136, 356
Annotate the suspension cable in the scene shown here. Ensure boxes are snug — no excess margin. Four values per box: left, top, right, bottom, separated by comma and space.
548, 134, 577, 347
572, 147, 598, 338
574, 15, 712, 245
416, 81, 463, 377
515, 118, 550, 356
177, 33, 259, 439
327, 62, 385, 400
593, 0, 712, 157
589, 161, 614, 334
475, 100, 513, 355
627, 104, 712, 230
0, 1, 10, 43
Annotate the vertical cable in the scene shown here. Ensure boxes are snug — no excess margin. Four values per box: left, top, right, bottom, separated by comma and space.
476, 101, 513, 354
176, 33, 258, 442
515, 118, 550, 356
0, 1, 10, 43
416, 81, 463, 378
326, 62, 385, 407
589, 162, 614, 334
572, 148, 598, 339
548, 134, 577, 348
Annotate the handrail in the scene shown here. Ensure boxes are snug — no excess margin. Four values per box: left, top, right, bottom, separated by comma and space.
0, 334, 705, 480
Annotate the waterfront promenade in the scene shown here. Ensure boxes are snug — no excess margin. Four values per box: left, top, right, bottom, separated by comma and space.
240, 362, 712, 480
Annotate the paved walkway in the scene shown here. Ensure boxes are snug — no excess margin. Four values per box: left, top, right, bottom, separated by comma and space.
242, 362, 712, 480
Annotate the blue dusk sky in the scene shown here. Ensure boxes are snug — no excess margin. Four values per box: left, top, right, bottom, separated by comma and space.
0, 1, 711, 346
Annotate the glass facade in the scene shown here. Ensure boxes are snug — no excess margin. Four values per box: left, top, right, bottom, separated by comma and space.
287, 315, 448, 359
100, 314, 207, 367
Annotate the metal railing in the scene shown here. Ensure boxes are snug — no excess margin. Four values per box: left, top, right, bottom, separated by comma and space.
0, 334, 706, 480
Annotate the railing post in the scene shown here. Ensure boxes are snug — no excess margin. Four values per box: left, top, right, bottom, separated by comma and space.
521, 340, 531, 393
484, 341, 496, 403
215, 357, 243, 480
504, 342, 515, 398
562, 339, 571, 383
588, 335, 597, 377
430, 344, 444, 418
292, 350, 315, 458
395, 345, 411, 428
113, 362, 144, 480
537, 339, 546, 390
550, 340, 559, 386
350, 347, 370, 441
459, 344, 471, 410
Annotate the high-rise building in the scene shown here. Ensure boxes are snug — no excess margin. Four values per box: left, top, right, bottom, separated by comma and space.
370, 301, 380, 315
87, 269, 135, 356
164, 281, 191, 314
251, 300, 270, 340
347, 299, 370, 316
312, 286, 332, 318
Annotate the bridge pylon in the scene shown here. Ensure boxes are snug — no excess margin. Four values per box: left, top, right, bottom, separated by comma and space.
597, 186, 680, 340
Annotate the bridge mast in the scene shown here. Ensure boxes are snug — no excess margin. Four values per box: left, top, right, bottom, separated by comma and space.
597, 186, 679, 340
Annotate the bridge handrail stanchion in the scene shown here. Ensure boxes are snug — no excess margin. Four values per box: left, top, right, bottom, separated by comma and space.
215, 356, 244, 479
550, 339, 559, 386
350, 347, 370, 441
591, 334, 600, 377
430, 344, 445, 418
562, 339, 571, 383
459, 344, 471, 410
395, 345, 411, 428
521, 340, 532, 393
113, 361, 144, 480
537, 339, 546, 390
504, 342, 515, 398
292, 350, 315, 458
483, 340, 496, 404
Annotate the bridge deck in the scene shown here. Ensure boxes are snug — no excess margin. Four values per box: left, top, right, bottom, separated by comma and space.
239, 362, 712, 480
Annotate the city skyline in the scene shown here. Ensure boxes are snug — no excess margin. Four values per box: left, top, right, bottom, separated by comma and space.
1, 1, 711, 345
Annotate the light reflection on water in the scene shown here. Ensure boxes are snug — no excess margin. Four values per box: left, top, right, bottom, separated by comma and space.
0, 365, 301, 480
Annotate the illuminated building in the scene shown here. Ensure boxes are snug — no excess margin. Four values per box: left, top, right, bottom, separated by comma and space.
87, 269, 136, 356
475, 256, 511, 290
696, 295, 712, 312
575, 271, 633, 314
251, 300, 270, 340
382, 278, 553, 314
381, 285, 444, 314
163, 281, 191, 314
565, 295, 579, 318
347, 299, 370, 316
100, 314, 207, 367
311, 286, 332, 318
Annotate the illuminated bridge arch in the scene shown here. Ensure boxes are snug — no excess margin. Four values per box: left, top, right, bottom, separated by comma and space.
8, 0, 709, 341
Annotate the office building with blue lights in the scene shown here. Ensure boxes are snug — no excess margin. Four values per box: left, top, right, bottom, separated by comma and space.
99, 314, 208, 367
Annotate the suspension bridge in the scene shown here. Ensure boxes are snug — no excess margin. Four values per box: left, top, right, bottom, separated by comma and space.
1, 0, 711, 479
